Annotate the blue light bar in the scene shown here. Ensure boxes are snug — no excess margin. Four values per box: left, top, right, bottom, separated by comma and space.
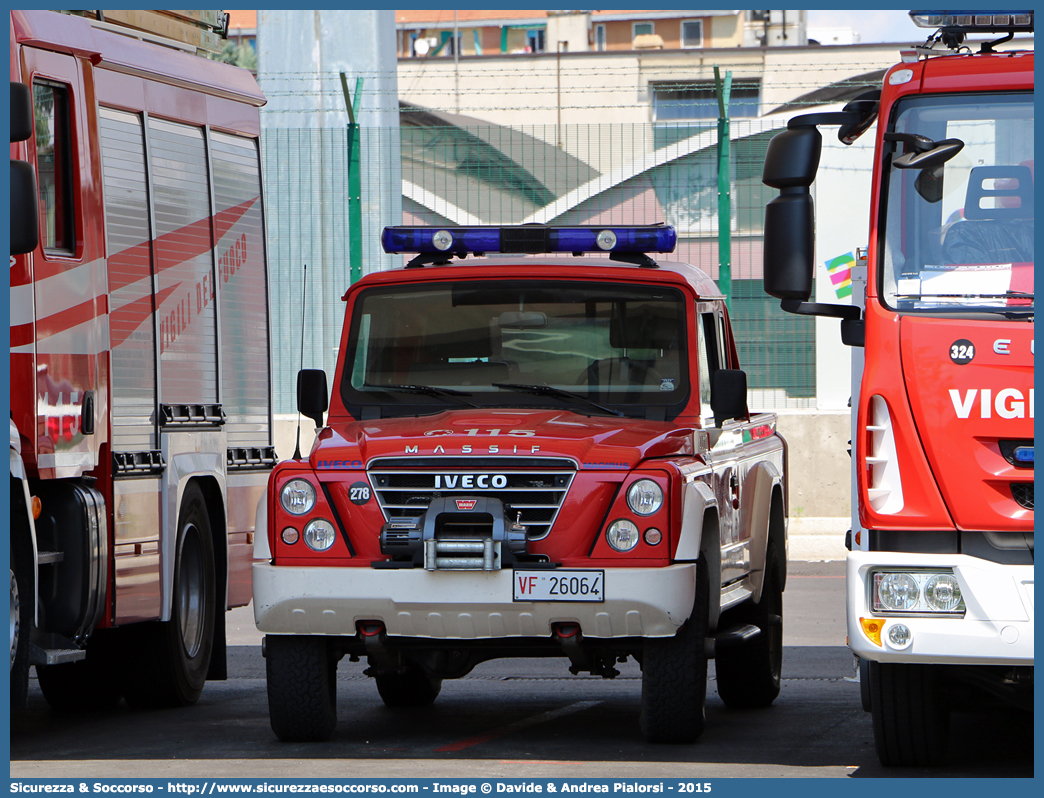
909, 10, 1033, 31
1013, 446, 1034, 464
381, 225, 677, 256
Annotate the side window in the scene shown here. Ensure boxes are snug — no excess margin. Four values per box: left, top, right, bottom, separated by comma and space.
33, 80, 75, 254
697, 310, 720, 423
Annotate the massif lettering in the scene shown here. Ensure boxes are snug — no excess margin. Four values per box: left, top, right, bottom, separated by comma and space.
949, 388, 1034, 419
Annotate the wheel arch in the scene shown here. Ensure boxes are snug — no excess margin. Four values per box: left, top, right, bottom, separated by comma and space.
743, 461, 785, 602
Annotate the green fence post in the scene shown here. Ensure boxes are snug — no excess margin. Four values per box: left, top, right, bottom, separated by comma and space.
341, 72, 364, 285
714, 66, 732, 311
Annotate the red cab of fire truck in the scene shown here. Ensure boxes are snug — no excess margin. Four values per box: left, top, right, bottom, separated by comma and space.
760, 11, 1033, 767
9, 10, 274, 711
253, 225, 789, 743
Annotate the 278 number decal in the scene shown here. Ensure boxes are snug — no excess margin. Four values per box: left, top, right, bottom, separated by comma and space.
349, 482, 371, 504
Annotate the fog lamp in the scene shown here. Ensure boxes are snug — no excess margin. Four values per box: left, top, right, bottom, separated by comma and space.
304, 519, 337, 551
606, 519, 640, 552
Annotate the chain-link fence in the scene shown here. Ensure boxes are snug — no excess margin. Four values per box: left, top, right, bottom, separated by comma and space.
263, 120, 815, 414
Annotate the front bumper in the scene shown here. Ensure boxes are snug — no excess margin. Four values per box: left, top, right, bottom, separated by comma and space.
847, 551, 1034, 665
253, 562, 696, 639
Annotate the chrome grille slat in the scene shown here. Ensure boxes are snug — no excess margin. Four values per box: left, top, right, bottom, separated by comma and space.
369, 458, 576, 540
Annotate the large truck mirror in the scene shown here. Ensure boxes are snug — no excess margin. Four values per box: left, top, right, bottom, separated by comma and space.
711, 369, 748, 428
10, 82, 39, 256
10, 160, 39, 256
762, 126, 822, 189
11, 82, 33, 143
761, 125, 822, 303
763, 190, 814, 301
297, 369, 329, 429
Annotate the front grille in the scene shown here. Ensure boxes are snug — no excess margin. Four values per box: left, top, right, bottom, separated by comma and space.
1011, 482, 1034, 510
369, 457, 576, 540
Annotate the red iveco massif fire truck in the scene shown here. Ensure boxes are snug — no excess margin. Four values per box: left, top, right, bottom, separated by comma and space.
254, 224, 789, 744
761, 11, 1033, 766
10, 10, 274, 710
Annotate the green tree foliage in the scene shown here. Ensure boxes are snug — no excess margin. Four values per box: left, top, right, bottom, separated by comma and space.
211, 41, 257, 72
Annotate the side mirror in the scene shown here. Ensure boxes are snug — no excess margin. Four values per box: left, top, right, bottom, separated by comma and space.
762, 125, 822, 303
297, 369, 329, 429
11, 82, 33, 143
10, 83, 39, 257
711, 369, 748, 428
10, 160, 39, 256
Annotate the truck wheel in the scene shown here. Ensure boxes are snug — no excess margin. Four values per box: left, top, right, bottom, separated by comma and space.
11, 563, 31, 710
640, 555, 709, 743
37, 659, 122, 712
715, 543, 783, 709
266, 635, 337, 741
123, 483, 216, 708
376, 662, 442, 708
869, 661, 950, 766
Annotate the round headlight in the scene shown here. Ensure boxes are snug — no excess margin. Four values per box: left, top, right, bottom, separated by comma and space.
432, 229, 454, 251
606, 519, 640, 552
280, 479, 316, 516
875, 572, 919, 611
887, 623, 912, 649
924, 573, 963, 612
281, 527, 300, 545
644, 528, 662, 546
303, 519, 337, 551
627, 479, 663, 516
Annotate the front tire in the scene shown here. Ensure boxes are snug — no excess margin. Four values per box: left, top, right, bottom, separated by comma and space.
11, 564, 31, 709
715, 543, 783, 709
266, 635, 337, 742
376, 662, 442, 708
869, 661, 950, 766
640, 556, 709, 743
123, 483, 216, 708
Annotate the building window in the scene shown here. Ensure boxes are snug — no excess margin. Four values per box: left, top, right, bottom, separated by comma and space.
526, 28, 545, 52
33, 80, 75, 254
633, 22, 654, 39
681, 19, 703, 48
594, 23, 606, 51
652, 80, 761, 121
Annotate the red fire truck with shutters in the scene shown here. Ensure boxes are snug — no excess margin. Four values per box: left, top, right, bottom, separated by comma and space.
253, 223, 789, 744
761, 10, 1033, 766
9, 9, 274, 711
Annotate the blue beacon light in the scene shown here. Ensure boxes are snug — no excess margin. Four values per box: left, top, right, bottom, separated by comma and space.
381, 225, 678, 256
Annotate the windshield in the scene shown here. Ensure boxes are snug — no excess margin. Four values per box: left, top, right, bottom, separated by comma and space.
879, 92, 1033, 315
342, 280, 690, 417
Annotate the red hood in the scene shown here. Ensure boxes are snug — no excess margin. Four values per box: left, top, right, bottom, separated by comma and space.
311, 409, 695, 470
900, 317, 1033, 530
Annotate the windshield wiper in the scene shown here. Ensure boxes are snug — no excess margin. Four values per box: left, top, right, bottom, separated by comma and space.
492, 383, 624, 417
895, 291, 1034, 300
363, 383, 478, 408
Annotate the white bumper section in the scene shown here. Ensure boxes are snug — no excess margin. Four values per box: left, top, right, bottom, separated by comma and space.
253, 562, 697, 640
847, 551, 1034, 665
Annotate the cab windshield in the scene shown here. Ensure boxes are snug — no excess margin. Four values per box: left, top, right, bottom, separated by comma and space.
879, 92, 1033, 316
341, 280, 689, 418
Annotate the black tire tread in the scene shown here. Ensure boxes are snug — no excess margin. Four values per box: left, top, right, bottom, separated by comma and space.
715, 543, 783, 709
640, 556, 709, 744
267, 635, 337, 742
870, 661, 950, 767
122, 483, 215, 709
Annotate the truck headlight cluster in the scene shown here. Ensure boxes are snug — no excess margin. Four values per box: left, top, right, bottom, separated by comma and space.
303, 519, 337, 551
280, 479, 316, 516
626, 479, 663, 516
871, 570, 965, 615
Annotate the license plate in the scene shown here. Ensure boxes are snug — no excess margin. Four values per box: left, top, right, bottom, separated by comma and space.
513, 570, 604, 602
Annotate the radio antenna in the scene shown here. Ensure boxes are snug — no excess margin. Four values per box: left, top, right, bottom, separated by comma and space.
292, 263, 307, 461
